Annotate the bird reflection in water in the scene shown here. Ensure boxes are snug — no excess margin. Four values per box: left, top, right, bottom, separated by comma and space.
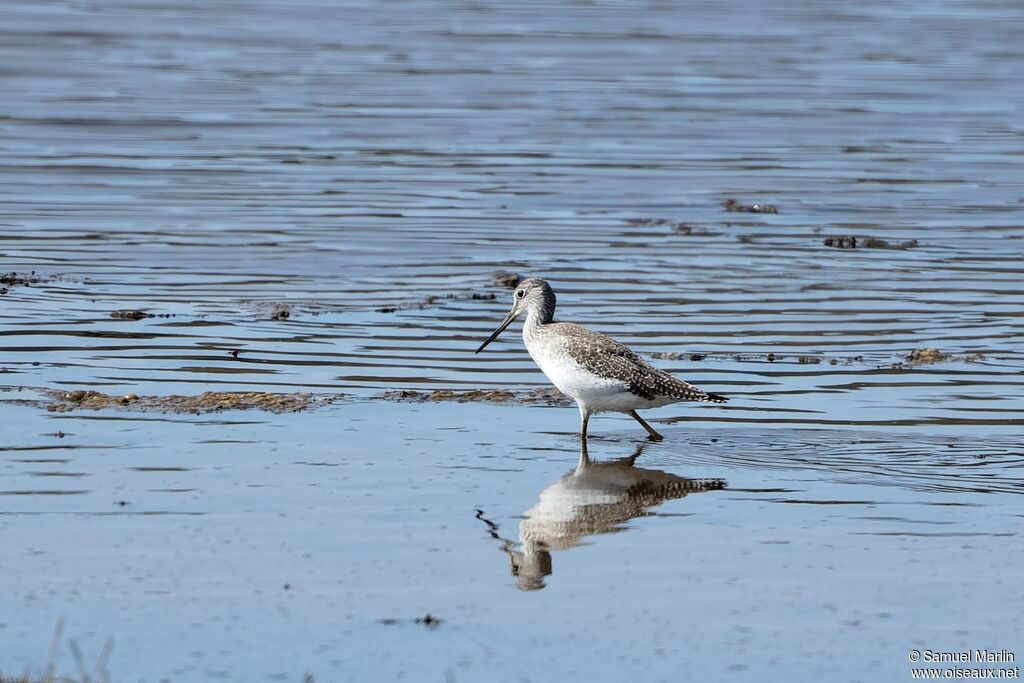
478, 442, 726, 591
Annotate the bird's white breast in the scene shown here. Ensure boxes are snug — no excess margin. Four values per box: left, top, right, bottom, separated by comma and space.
524, 335, 637, 413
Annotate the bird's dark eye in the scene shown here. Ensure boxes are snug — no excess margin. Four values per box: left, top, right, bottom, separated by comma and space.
516, 289, 525, 298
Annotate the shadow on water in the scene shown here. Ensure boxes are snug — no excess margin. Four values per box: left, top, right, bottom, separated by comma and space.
478, 441, 726, 591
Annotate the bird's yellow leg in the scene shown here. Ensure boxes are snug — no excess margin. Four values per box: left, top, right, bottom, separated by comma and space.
628, 410, 664, 441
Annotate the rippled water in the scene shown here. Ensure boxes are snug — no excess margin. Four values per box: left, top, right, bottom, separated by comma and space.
2, 0, 1023, 681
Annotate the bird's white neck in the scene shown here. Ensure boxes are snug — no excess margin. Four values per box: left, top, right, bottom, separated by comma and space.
523, 307, 553, 338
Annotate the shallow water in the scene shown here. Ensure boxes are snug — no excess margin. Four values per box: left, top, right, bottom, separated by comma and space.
2, 0, 1023, 681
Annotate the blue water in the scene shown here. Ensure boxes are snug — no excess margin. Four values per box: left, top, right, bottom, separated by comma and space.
2, 0, 1023, 681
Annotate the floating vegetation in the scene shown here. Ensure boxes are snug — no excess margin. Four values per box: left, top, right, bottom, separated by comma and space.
35, 389, 329, 414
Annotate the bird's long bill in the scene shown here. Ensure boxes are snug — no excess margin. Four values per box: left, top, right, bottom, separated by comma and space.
475, 308, 518, 354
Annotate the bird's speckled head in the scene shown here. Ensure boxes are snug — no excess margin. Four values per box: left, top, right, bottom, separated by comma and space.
475, 276, 557, 354
509, 277, 556, 322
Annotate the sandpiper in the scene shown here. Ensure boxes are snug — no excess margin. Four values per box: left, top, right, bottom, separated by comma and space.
476, 277, 726, 442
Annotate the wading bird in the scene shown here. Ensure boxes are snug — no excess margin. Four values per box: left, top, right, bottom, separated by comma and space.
476, 277, 726, 442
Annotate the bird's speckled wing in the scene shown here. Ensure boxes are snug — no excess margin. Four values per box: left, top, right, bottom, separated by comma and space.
551, 323, 727, 403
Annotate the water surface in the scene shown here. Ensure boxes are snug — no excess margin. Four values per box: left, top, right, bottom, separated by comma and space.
2, 0, 1023, 680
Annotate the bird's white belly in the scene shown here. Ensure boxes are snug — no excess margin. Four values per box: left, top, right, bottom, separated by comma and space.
528, 345, 654, 414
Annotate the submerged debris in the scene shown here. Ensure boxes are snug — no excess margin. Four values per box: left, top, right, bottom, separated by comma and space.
823, 235, 918, 250
379, 613, 442, 628
673, 224, 719, 237
415, 613, 441, 627
823, 235, 857, 249
626, 217, 672, 226
38, 389, 325, 414
110, 310, 175, 320
650, 351, 870, 365
1, 271, 45, 287
376, 298, 437, 313
490, 270, 522, 288
902, 348, 983, 365
906, 348, 951, 364
110, 309, 176, 321
648, 351, 708, 362
111, 310, 150, 320
891, 348, 985, 370
246, 301, 296, 320
651, 350, 978, 370
380, 387, 570, 406
376, 291, 497, 314
723, 199, 778, 214
1, 271, 46, 294
625, 219, 717, 236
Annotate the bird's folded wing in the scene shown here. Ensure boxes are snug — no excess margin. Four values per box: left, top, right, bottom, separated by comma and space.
560, 325, 726, 403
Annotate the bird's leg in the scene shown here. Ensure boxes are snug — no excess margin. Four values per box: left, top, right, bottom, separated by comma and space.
628, 410, 664, 441
576, 439, 591, 473
579, 411, 590, 443
623, 441, 646, 465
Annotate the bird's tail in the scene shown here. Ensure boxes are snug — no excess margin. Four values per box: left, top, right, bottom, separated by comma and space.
658, 373, 728, 404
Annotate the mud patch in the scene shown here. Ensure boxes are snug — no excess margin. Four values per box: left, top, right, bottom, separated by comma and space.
380, 387, 570, 406
35, 389, 330, 414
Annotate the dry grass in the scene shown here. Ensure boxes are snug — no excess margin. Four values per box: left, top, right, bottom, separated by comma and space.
0, 620, 110, 683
